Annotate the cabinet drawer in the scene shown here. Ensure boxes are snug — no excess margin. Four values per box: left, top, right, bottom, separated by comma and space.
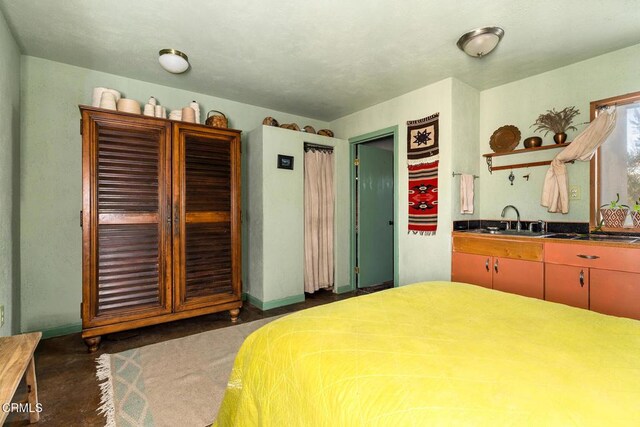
452, 235, 543, 261
545, 242, 640, 273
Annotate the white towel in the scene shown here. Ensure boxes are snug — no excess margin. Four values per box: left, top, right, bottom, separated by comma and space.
460, 174, 474, 214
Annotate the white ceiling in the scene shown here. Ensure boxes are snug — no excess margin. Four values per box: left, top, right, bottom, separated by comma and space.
1, 0, 639, 121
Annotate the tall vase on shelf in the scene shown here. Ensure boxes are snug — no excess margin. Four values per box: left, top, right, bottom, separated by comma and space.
553, 132, 567, 144
531, 106, 580, 145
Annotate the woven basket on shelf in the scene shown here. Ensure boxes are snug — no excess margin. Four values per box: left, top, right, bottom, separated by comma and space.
205, 110, 228, 128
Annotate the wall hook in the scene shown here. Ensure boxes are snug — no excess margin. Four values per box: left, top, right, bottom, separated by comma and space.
522, 173, 530, 181
508, 171, 515, 186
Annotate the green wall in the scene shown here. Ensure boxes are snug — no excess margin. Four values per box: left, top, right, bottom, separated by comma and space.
451, 79, 480, 221
246, 125, 350, 308
19, 56, 329, 335
331, 78, 456, 284
0, 9, 20, 336
16, 40, 640, 335
479, 43, 640, 221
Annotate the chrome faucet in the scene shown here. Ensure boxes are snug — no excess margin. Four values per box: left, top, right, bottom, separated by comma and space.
501, 205, 521, 231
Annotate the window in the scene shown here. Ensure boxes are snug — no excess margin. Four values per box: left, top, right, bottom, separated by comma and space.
590, 91, 640, 229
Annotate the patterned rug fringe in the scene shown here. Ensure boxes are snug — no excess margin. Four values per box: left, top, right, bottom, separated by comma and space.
409, 230, 436, 236
96, 353, 116, 427
406, 112, 439, 126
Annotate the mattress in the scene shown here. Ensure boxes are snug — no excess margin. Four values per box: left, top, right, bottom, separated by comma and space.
214, 281, 640, 426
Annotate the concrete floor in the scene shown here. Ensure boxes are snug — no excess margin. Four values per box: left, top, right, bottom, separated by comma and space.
5, 288, 366, 426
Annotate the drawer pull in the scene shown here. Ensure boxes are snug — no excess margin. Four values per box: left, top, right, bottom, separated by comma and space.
577, 254, 599, 260
579, 270, 584, 287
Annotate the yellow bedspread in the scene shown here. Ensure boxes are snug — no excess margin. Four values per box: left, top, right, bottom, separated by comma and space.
214, 282, 640, 426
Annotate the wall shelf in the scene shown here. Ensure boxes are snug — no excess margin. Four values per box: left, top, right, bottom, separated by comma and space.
483, 143, 570, 173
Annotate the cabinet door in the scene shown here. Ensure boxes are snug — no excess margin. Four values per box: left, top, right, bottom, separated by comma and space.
451, 252, 492, 288
82, 111, 172, 327
492, 258, 544, 299
590, 269, 640, 320
173, 124, 241, 311
544, 264, 589, 309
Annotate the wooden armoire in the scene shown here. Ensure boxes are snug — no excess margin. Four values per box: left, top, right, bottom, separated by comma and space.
79, 106, 242, 352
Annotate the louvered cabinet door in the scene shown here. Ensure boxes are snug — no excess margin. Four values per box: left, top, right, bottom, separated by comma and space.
172, 124, 241, 311
82, 110, 172, 328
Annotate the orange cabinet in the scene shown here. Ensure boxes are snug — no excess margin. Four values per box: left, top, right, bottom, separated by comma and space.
452, 235, 544, 299
590, 269, 640, 319
545, 242, 640, 320
451, 252, 492, 289
544, 264, 589, 309
492, 257, 544, 299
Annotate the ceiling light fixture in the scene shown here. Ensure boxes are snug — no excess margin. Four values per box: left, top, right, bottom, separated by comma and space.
158, 48, 190, 73
456, 26, 504, 58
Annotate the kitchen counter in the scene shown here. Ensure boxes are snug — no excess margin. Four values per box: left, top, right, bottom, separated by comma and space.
453, 230, 640, 248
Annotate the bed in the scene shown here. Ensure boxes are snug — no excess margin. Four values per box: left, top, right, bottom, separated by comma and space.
214, 281, 640, 426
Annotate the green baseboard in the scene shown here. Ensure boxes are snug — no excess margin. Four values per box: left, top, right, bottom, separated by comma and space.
246, 294, 305, 311
336, 284, 354, 294
36, 323, 82, 339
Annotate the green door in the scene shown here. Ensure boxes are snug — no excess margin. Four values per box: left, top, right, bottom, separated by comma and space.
357, 144, 394, 288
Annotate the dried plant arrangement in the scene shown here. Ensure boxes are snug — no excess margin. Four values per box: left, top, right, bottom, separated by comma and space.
531, 106, 581, 136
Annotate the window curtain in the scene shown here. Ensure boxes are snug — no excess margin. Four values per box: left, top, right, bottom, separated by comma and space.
304, 148, 335, 293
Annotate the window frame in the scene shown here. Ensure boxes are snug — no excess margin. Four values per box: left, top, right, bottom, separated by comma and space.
589, 90, 640, 231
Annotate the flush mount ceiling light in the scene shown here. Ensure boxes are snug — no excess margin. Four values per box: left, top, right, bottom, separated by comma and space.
158, 48, 190, 73
456, 26, 504, 58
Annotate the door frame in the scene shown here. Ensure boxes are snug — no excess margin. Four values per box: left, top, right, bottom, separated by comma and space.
349, 126, 399, 291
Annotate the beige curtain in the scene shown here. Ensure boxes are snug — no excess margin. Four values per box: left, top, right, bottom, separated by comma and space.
304, 148, 335, 293
541, 109, 617, 213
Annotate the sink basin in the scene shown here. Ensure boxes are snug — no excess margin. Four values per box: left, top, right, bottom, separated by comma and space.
462, 229, 640, 243
574, 235, 639, 243
541, 233, 581, 240
540, 233, 639, 243
464, 229, 552, 238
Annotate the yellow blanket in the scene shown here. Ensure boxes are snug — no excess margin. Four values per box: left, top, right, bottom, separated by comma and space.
214, 282, 640, 426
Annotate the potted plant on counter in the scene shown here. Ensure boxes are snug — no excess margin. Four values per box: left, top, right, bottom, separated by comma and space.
600, 193, 629, 228
531, 106, 580, 144
632, 197, 640, 228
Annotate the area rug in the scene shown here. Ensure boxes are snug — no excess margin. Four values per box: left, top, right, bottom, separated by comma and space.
96, 316, 278, 427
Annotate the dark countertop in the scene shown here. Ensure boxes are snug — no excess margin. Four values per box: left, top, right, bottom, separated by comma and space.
453, 230, 640, 248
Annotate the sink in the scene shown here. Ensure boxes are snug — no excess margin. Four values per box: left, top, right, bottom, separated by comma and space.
541, 233, 581, 240
540, 233, 639, 243
464, 229, 552, 238
462, 229, 640, 243
574, 234, 639, 243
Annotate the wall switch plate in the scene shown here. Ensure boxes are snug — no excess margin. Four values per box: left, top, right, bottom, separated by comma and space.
0, 305, 4, 328
569, 185, 581, 200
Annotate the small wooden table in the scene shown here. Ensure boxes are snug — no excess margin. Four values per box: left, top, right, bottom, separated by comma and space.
0, 332, 42, 424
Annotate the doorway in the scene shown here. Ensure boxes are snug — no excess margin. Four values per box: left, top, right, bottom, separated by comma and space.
350, 127, 398, 290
